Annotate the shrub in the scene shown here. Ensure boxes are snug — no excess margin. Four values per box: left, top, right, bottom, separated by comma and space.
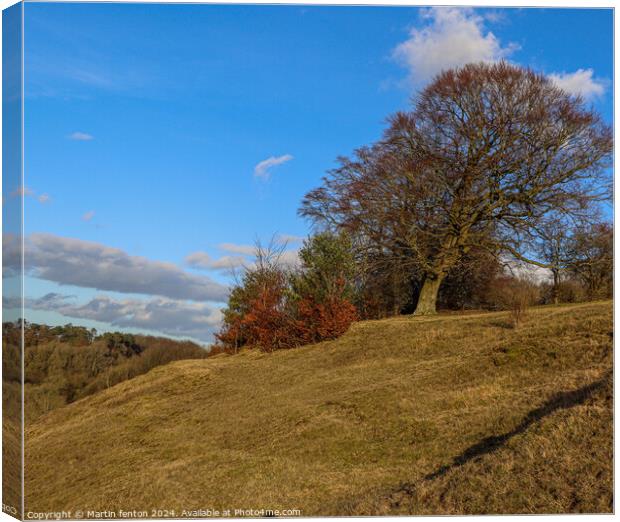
293, 280, 358, 345
488, 276, 539, 327
216, 233, 358, 352
290, 232, 358, 344
540, 279, 587, 304
292, 232, 357, 303
237, 272, 296, 351
508, 287, 531, 328
206, 344, 234, 357
216, 247, 294, 351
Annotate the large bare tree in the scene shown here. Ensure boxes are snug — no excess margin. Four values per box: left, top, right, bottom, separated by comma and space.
300, 62, 612, 315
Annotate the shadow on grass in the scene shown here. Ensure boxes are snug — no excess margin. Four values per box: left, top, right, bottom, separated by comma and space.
380, 371, 612, 512
424, 370, 612, 480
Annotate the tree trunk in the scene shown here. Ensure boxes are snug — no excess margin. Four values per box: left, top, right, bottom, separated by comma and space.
413, 275, 444, 316
552, 269, 560, 305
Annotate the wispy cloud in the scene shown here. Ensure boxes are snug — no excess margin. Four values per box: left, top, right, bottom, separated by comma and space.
218, 242, 256, 256
277, 249, 301, 268
275, 233, 304, 246
69, 131, 94, 141
24, 16, 165, 100
3, 233, 229, 303
254, 154, 294, 180
82, 210, 96, 221
12, 292, 222, 343
393, 7, 518, 86
9, 186, 51, 205
482, 10, 508, 24
186, 251, 247, 272
548, 69, 606, 100
67, 68, 113, 88
185, 251, 213, 269
187, 239, 302, 273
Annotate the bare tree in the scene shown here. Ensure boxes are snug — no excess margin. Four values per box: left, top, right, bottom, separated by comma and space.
567, 222, 613, 300
531, 216, 572, 304
300, 61, 612, 315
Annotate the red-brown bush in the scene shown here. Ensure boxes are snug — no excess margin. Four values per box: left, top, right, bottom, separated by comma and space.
216, 235, 358, 352
293, 282, 358, 345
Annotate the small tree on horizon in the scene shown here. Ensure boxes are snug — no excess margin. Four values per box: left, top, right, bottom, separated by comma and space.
290, 231, 358, 344
291, 231, 357, 303
216, 234, 358, 352
215, 242, 293, 351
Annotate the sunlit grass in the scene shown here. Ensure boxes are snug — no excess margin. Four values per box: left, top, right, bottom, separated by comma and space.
25, 301, 612, 515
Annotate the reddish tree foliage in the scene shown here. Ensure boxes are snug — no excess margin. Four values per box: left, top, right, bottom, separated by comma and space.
217, 282, 357, 352
215, 269, 293, 352
239, 279, 295, 352
293, 279, 358, 345
216, 241, 358, 353
213, 327, 240, 353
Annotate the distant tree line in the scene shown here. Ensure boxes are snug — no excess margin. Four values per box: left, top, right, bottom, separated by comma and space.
3, 321, 208, 421
216, 61, 612, 353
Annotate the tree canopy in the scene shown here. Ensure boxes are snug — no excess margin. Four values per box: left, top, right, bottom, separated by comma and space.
300, 61, 612, 315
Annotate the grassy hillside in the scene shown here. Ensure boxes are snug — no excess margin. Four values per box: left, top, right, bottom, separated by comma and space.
25, 301, 612, 515
3, 328, 207, 517
18, 330, 208, 422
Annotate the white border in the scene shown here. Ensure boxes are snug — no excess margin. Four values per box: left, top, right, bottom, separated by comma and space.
0, 2, 616, 522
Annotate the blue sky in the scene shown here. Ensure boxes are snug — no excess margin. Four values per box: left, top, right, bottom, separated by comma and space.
8, 4, 613, 344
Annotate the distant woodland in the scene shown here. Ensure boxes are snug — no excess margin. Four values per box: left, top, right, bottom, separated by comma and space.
3, 321, 207, 422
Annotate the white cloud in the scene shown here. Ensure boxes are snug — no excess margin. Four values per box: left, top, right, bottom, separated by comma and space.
185, 251, 213, 268
38, 193, 51, 204
482, 10, 507, 24
3, 233, 229, 303
69, 131, 94, 141
219, 242, 256, 256
15, 292, 223, 343
208, 256, 247, 270
275, 233, 304, 246
254, 154, 294, 180
393, 7, 517, 85
186, 251, 247, 272
82, 210, 95, 221
277, 249, 301, 268
393, 8, 607, 103
548, 69, 606, 100
504, 258, 552, 284
188, 242, 300, 272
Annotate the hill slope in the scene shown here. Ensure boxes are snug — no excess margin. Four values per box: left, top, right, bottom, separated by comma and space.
25, 302, 612, 515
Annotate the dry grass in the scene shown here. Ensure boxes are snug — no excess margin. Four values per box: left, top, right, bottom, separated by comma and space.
24, 301, 612, 515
